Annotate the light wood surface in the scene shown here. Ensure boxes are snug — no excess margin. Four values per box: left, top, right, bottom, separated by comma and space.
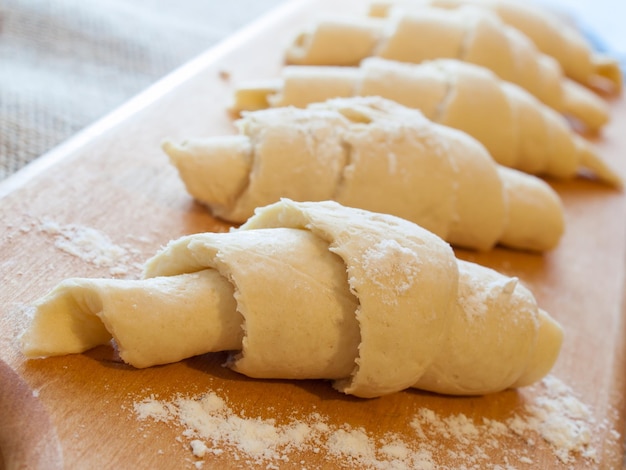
1, 0, 625, 468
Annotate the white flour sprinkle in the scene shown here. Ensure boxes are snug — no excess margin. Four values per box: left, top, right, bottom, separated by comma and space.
507, 375, 598, 464
360, 239, 421, 304
132, 375, 617, 469
38, 217, 147, 276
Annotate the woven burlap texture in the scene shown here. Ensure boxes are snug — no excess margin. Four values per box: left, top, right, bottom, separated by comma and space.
0, 0, 284, 180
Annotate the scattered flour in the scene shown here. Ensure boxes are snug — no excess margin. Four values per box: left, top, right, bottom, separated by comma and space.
359, 239, 422, 305
36, 217, 149, 276
507, 375, 598, 464
133, 375, 619, 469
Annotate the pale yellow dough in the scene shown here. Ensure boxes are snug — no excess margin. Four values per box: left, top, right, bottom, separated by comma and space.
369, 0, 623, 95
231, 58, 622, 188
21, 200, 563, 398
165, 96, 565, 252
285, 6, 609, 131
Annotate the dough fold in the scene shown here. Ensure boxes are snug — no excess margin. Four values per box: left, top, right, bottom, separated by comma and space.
231, 59, 622, 188
21, 200, 563, 398
284, 6, 610, 131
166, 96, 565, 252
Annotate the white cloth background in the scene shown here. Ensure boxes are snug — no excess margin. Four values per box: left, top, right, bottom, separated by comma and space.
0, 0, 285, 180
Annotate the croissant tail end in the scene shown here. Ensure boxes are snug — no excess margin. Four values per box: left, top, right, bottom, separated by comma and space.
561, 79, 610, 132
592, 55, 623, 96
20, 281, 112, 360
230, 80, 282, 114
511, 309, 563, 388
576, 138, 624, 189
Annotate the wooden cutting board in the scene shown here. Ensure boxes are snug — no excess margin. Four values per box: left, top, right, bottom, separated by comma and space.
1, 0, 625, 468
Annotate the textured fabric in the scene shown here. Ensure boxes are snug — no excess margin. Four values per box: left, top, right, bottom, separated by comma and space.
0, 0, 285, 180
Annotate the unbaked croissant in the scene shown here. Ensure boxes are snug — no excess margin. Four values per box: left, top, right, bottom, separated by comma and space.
21, 199, 563, 398
165, 96, 565, 252
369, 0, 623, 95
232, 58, 622, 187
285, 6, 609, 131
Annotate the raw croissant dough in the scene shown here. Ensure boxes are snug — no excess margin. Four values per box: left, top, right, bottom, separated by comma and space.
369, 0, 623, 95
285, 5, 609, 130
232, 59, 622, 187
21, 199, 563, 398
165, 96, 564, 252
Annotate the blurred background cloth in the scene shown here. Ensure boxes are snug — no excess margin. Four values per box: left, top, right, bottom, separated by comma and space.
0, 0, 624, 181
0, 0, 285, 180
